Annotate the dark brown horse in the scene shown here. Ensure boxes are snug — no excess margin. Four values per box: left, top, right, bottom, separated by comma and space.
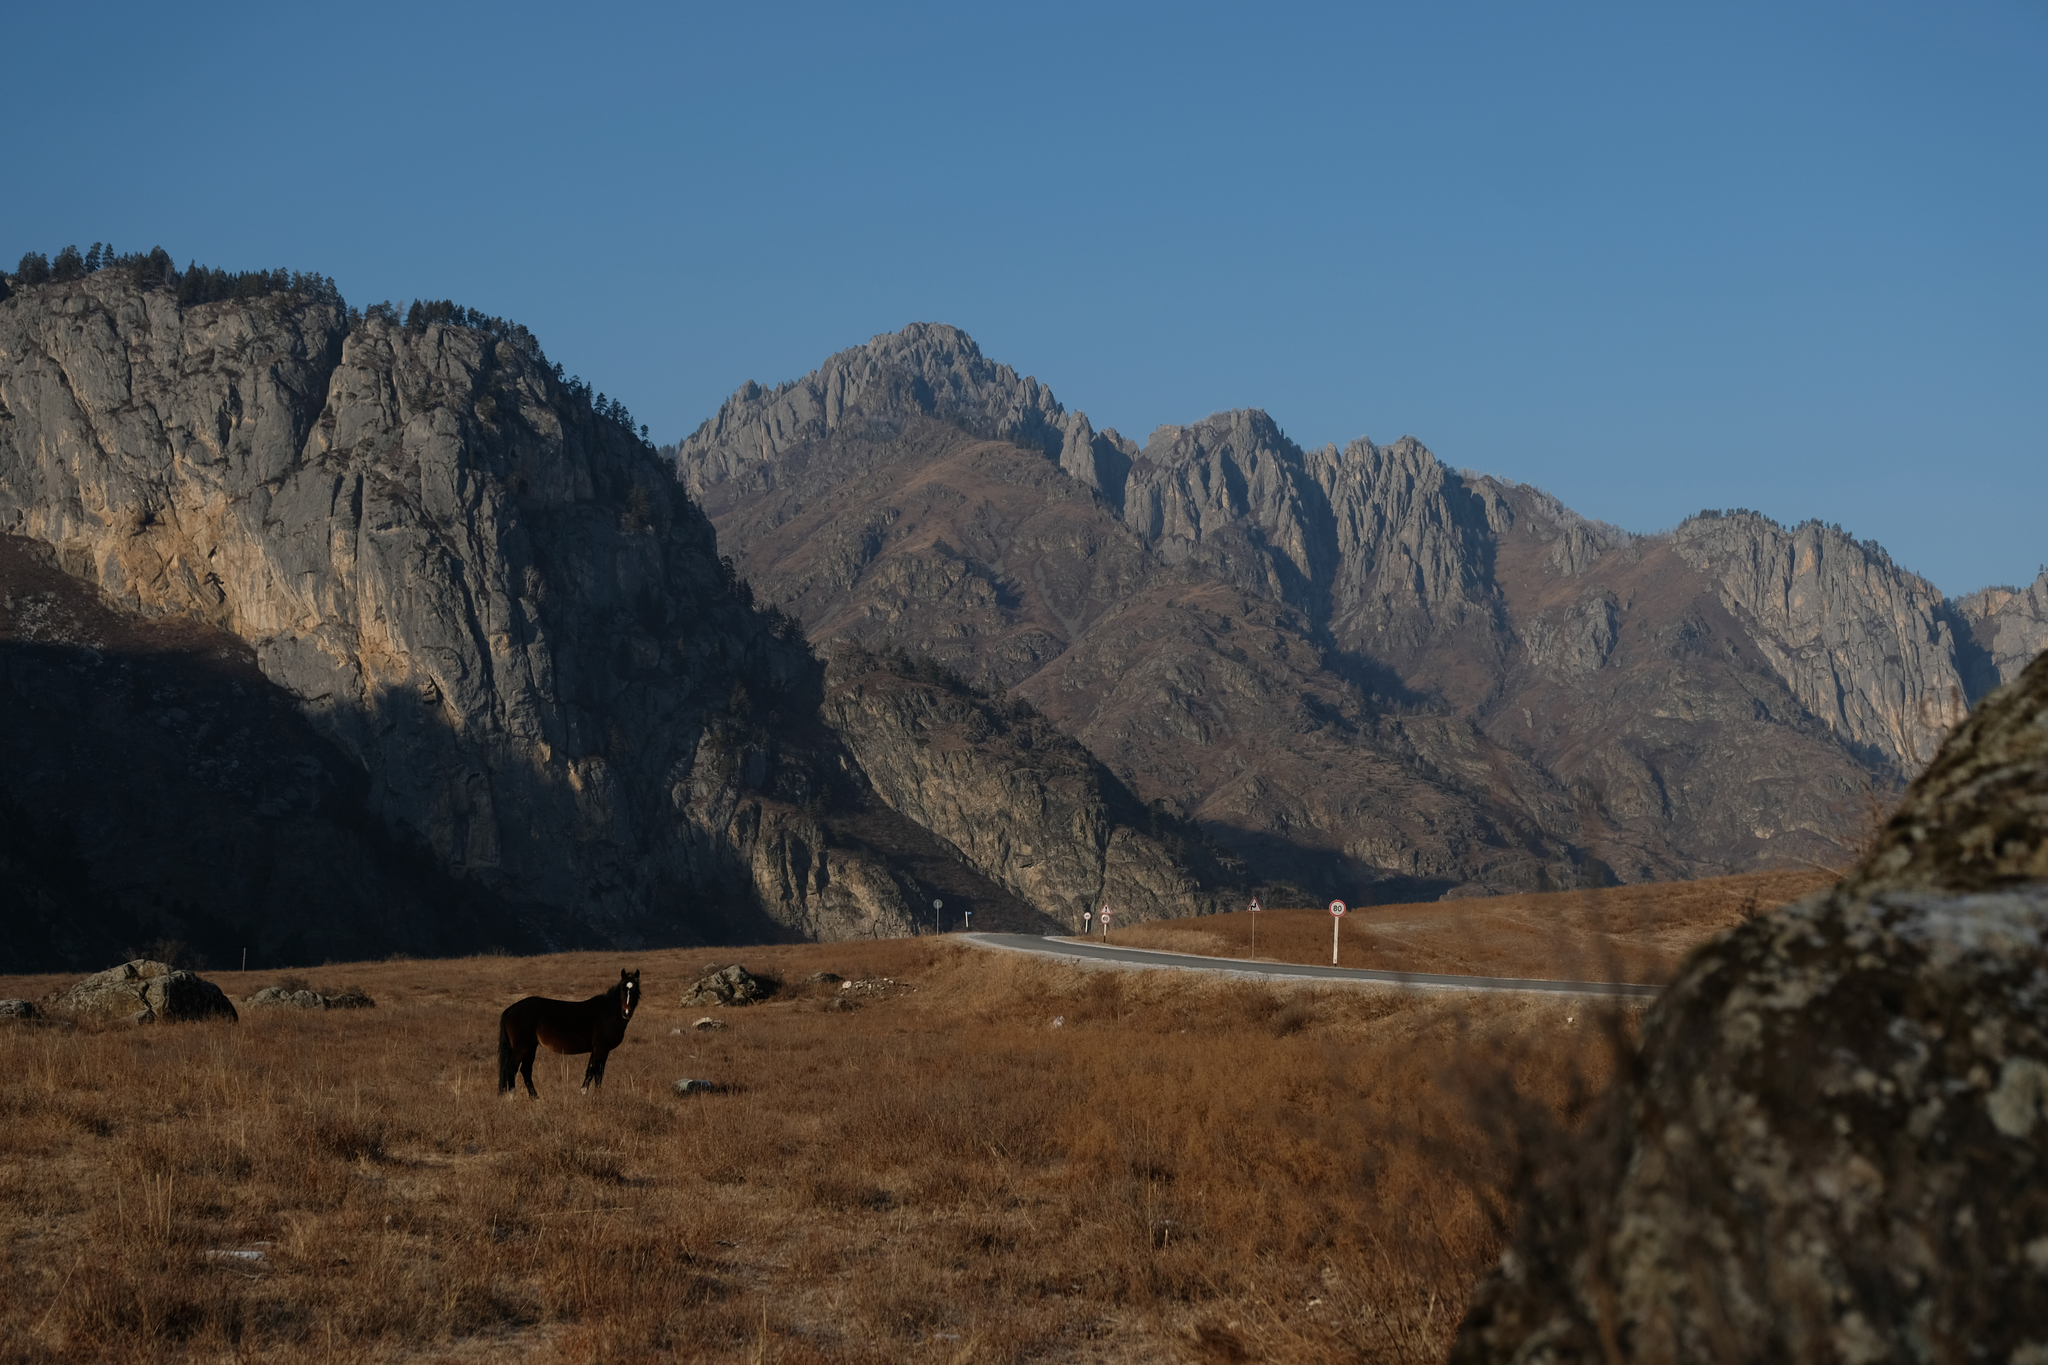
498, 969, 641, 1097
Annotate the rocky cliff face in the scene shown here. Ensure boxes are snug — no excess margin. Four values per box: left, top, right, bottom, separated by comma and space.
0, 269, 945, 953
1954, 567, 2048, 694
1672, 511, 1971, 769
821, 650, 1238, 923
1452, 651, 2048, 1364
676, 323, 2016, 900
0, 530, 541, 971
1314, 435, 1503, 663
1121, 411, 1333, 612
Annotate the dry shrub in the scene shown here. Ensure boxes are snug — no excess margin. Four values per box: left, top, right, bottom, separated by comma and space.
0, 937, 1646, 1363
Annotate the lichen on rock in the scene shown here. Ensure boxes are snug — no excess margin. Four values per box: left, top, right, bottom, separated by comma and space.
1453, 649, 2048, 1363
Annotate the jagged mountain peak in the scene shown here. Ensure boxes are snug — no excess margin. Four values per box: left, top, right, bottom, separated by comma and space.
680, 322, 1055, 483
674, 322, 1143, 511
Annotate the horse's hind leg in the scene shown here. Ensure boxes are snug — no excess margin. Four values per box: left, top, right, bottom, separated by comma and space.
581, 1045, 611, 1093
500, 1012, 541, 1098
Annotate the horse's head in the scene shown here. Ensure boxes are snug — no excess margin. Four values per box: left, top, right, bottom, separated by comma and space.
617, 969, 641, 1020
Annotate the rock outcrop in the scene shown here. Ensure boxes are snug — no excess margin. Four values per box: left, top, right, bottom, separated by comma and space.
55, 960, 238, 1024
244, 985, 374, 1010
821, 653, 1236, 922
680, 963, 769, 1007
1451, 651, 2048, 1363
1954, 567, 2048, 693
0, 268, 942, 951
1672, 511, 1971, 769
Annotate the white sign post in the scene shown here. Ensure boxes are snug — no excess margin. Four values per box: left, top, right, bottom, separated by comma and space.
1082, 908, 1092, 935
1248, 898, 1261, 961
933, 898, 943, 935
1099, 904, 1112, 940
1329, 899, 1347, 965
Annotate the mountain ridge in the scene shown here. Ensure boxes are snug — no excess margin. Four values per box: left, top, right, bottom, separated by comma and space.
673, 321, 2042, 899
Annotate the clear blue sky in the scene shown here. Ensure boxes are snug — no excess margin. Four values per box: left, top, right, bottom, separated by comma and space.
7, 2, 2042, 595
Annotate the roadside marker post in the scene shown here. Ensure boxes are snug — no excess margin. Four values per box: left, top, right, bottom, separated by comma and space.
933, 898, 943, 935
1248, 898, 1261, 960
1082, 909, 1092, 935
1329, 900, 1347, 965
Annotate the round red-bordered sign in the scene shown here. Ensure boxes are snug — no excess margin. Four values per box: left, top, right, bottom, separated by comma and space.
1329, 899, 1347, 916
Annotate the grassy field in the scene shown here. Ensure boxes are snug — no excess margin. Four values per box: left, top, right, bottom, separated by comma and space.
1108, 869, 1833, 984
0, 870, 1820, 1363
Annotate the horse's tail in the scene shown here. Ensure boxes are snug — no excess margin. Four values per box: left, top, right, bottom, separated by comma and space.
497, 1012, 516, 1092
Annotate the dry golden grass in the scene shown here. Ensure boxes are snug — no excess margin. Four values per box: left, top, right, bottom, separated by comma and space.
1110, 868, 1834, 984
0, 937, 1638, 1363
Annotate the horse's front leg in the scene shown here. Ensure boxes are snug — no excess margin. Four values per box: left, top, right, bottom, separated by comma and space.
581, 1045, 611, 1093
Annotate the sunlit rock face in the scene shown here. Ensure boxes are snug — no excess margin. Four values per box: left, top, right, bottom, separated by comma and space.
0, 270, 920, 947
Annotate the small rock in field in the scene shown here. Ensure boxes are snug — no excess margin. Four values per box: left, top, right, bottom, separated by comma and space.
692, 1017, 725, 1030
680, 964, 769, 1007
0, 999, 39, 1020
807, 972, 842, 984
1050, 1015, 1064, 1029
673, 1078, 721, 1095
245, 984, 377, 1011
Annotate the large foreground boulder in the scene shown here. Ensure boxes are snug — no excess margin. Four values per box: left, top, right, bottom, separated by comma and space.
1453, 650, 2048, 1364
55, 960, 239, 1025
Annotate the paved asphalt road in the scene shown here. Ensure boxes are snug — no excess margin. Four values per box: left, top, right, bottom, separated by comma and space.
962, 933, 1664, 998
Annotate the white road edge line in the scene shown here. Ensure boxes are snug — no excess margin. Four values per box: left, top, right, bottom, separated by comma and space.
958, 933, 1663, 997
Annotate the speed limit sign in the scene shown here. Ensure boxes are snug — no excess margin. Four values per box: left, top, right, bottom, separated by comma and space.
1328, 900, 1347, 916
1328, 900, 1347, 964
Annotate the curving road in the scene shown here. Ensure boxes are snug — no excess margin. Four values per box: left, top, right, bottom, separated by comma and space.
962, 933, 1664, 998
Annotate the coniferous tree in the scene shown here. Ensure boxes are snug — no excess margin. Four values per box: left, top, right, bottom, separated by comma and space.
84, 243, 102, 272
51, 245, 85, 282
16, 252, 51, 284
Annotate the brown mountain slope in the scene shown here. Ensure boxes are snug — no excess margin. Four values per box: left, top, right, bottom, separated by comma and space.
674, 324, 1995, 902
682, 392, 1600, 897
